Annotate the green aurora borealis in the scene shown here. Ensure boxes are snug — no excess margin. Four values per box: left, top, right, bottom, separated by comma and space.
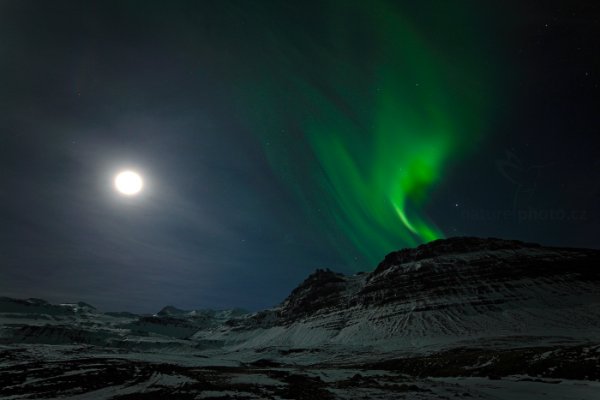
212, 1, 495, 266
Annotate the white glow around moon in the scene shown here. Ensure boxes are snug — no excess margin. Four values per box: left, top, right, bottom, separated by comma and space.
114, 171, 143, 195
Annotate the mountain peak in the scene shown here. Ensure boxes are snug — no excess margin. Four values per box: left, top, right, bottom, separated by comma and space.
279, 268, 349, 320
156, 305, 188, 316
373, 236, 541, 275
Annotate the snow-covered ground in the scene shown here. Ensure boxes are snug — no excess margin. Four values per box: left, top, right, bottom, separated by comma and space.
1, 345, 599, 400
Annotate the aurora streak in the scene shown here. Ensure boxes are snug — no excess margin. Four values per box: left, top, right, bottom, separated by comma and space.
221, 1, 492, 266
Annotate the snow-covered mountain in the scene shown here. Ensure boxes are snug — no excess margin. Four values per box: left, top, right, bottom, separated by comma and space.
2, 237, 599, 351
0, 297, 95, 316
1, 237, 599, 399
196, 237, 600, 351
0, 298, 247, 349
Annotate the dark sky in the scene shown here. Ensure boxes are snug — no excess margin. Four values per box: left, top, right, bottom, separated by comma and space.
1, 1, 598, 312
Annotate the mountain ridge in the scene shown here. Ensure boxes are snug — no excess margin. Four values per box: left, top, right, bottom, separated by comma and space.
200, 236, 600, 351
2, 236, 599, 352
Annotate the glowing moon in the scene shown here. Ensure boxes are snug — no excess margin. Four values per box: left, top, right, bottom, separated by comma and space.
114, 171, 143, 195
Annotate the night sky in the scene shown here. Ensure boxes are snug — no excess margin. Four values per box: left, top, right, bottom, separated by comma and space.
1, 1, 598, 312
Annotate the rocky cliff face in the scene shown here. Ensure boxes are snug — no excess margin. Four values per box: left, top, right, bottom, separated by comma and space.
280, 237, 599, 312
279, 269, 349, 321
206, 237, 600, 350
360, 237, 599, 308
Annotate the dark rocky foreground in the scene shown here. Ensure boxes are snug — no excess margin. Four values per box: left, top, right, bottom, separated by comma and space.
1, 237, 599, 399
1, 342, 599, 399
